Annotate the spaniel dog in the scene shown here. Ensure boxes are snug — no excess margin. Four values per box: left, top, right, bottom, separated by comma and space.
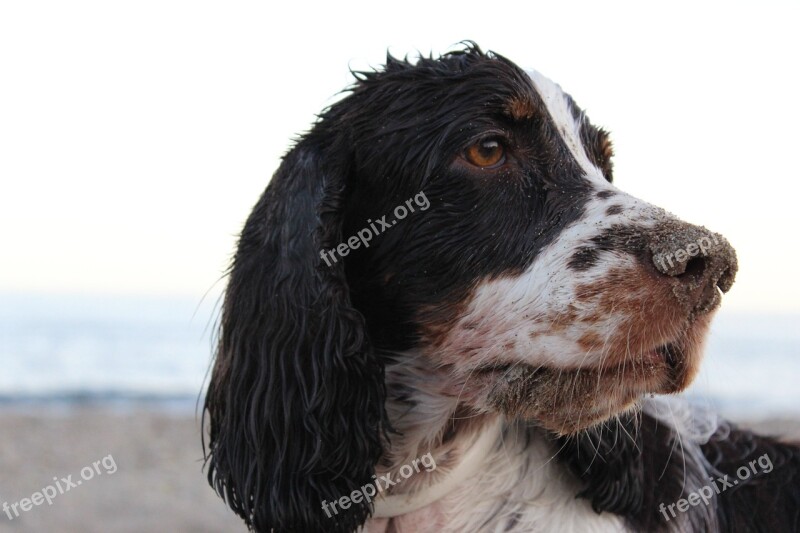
203, 43, 800, 532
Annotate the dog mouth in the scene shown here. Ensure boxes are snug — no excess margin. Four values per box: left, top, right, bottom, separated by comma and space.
655, 342, 683, 378
473, 332, 703, 435
477, 340, 685, 387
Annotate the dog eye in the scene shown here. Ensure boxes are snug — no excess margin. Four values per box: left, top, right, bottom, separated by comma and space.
464, 138, 506, 168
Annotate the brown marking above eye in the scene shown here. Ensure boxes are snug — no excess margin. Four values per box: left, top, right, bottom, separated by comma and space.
596, 133, 614, 181
505, 95, 535, 121
599, 135, 614, 162
464, 138, 506, 168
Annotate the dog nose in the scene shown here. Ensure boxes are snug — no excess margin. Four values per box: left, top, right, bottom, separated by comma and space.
648, 222, 738, 314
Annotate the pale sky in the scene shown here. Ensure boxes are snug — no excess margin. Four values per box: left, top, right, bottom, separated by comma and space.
1, 1, 798, 311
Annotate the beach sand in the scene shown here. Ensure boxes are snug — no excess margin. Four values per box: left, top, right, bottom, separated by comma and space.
1, 407, 798, 533
0, 407, 242, 533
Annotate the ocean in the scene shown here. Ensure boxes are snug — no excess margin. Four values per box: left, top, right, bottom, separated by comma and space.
0, 292, 219, 411
1, 292, 798, 418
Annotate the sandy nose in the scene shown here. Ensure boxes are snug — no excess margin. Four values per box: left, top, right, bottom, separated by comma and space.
648, 221, 738, 314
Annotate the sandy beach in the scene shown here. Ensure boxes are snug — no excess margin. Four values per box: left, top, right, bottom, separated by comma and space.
0, 407, 242, 533
1, 407, 799, 533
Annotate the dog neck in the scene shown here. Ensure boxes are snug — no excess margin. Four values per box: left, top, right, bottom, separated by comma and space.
369, 353, 636, 532
372, 416, 502, 517
372, 352, 502, 517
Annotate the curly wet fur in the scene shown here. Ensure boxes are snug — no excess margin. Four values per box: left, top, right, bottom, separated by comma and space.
203, 148, 389, 532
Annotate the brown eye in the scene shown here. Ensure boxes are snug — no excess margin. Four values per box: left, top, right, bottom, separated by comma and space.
465, 138, 506, 168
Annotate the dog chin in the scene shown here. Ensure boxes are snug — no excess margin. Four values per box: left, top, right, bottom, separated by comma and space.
475, 316, 713, 436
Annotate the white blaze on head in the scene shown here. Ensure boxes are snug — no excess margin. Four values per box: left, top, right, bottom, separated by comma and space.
526, 69, 608, 186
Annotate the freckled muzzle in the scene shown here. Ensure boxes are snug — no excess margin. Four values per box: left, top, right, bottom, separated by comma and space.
472, 215, 738, 435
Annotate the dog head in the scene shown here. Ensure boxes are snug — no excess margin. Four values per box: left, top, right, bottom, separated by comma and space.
204, 43, 737, 531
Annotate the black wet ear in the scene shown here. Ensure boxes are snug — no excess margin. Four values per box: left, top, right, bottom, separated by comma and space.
556, 415, 644, 516
555, 413, 689, 532
203, 140, 387, 532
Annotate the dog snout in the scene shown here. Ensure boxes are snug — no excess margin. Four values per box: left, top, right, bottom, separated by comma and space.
648, 222, 738, 314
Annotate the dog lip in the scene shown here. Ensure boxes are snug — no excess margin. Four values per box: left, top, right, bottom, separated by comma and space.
476, 342, 680, 374
648, 341, 691, 393
474, 341, 688, 388
656, 343, 682, 370
473, 362, 518, 375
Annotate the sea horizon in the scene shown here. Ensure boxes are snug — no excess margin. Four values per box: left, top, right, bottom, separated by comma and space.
1, 291, 798, 419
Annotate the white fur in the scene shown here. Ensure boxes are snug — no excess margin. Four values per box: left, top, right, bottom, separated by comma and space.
366, 415, 630, 533
432, 189, 666, 370
527, 69, 606, 183
372, 418, 503, 517
367, 397, 719, 533
643, 396, 721, 531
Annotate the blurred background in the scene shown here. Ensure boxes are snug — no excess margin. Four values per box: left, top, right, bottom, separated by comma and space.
1, 1, 798, 531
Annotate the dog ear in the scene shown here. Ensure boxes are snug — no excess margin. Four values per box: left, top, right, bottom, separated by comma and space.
556, 415, 645, 516
555, 412, 701, 532
203, 140, 388, 532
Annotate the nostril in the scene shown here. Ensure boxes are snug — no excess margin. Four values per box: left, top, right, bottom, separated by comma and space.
646, 222, 738, 313
717, 267, 735, 293
679, 256, 706, 281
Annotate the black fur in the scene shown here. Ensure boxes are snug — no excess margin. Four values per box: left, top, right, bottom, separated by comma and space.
337, 45, 597, 352
556, 413, 712, 531
557, 413, 800, 532
203, 145, 388, 531
703, 425, 800, 532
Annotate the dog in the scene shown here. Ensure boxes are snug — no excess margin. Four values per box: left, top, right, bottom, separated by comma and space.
203, 43, 800, 532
